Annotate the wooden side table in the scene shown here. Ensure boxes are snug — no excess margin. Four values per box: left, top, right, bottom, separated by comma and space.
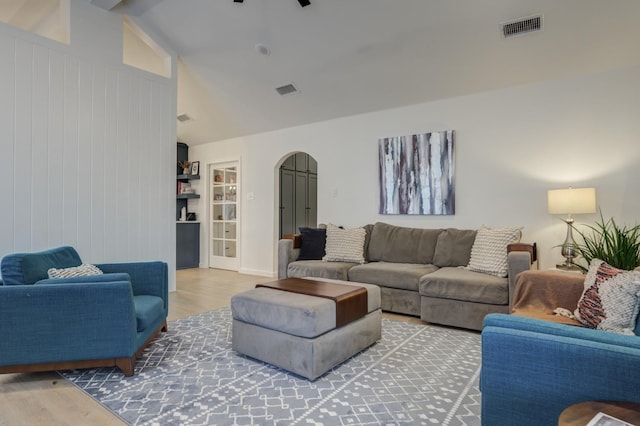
559, 401, 640, 425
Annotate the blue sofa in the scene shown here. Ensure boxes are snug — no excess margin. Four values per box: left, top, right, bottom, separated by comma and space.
481, 313, 640, 425
0, 246, 168, 376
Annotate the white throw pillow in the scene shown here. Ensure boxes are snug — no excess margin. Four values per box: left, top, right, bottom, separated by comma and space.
48, 263, 103, 279
322, 223, 366, 264
466, 226, 522, 277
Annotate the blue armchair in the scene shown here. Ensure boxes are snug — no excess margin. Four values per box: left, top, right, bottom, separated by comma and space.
481, 313, 640, 425
0, 246, 168, 376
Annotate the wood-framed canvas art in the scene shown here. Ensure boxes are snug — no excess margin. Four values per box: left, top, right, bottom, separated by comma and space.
379, 130, 455, 215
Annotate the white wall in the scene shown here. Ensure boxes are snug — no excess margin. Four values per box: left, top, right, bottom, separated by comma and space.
192, 63, 640, 276
0, 0, 178, 290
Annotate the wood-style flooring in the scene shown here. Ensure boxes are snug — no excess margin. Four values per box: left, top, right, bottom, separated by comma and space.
0, 268, 421, 425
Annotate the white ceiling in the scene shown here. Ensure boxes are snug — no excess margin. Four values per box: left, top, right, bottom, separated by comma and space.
110, 0, 640, 145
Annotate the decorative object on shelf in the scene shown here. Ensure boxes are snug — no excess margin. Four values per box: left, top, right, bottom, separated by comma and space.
547, 187, 596, 270
180, 206, 187, 222
569, 211, 640, 272
178, 160, 190, 175
379, 130, 455, 215
186, 212, 196, 221
190, 161, 200, 176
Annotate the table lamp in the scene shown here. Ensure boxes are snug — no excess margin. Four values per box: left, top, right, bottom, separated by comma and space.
547, 187, 596, 270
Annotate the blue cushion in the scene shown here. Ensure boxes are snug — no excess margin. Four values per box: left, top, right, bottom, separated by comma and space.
1, 246, 82, 285
133, 295, 165, 332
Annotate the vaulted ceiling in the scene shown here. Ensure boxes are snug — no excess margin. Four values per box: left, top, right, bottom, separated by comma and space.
84, 1, 640, 144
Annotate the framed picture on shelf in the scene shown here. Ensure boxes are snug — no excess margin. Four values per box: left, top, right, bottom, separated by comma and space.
190, 161, 200, 176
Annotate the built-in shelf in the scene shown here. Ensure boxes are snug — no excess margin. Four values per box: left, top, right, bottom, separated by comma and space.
177, 174, 200, 180
177, 194, 200, 199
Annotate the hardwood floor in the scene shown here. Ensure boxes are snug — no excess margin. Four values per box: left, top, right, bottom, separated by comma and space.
0, 268, 422, 425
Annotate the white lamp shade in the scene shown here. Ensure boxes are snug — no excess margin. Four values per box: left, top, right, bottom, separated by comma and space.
548, 187, 596, 215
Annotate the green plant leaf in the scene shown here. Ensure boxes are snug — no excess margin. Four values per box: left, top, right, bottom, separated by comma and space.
570, 210, 640, 271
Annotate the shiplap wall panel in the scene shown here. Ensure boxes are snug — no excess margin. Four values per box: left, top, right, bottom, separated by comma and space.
90, 68, 106, 262
47, 50, 65, 248
0, 29, 175, 289
63, 55, 79, 245
0, 36, 15, 255
116, 72, 130, 260
127, 77, 141, 259
137, 80, 152, 257
147, 83, 164, 261
76, 59, 93, 257
13, 38, 33, 252
103, 69, 119, 262
31, 44, 51, 250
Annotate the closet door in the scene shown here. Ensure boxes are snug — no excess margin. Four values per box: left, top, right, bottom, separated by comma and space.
295, 171, 308, 232
307, 173, 318, 227
280, 169, 296, 236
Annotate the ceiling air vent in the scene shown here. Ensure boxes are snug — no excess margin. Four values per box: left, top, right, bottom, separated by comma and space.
502, 15, 542, 38
275, 83, 299, 96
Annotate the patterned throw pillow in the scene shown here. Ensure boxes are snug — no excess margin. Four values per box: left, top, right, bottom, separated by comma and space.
47, 263, 103, 279
322, 223, 366, 264
574, 259, 640, 335
466, 226, 522, 277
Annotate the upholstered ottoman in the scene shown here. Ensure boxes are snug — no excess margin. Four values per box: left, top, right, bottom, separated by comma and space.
230, 277, 381, 380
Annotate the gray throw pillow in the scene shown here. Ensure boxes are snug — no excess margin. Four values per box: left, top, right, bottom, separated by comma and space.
433, 229, 477, 267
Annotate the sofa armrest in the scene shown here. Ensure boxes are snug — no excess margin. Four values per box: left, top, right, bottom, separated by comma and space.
506, 247, 536, 311
277, 239, 301, 279
0, 281, 137, 366
95, 261, 168, 310
481, 313, 640, 425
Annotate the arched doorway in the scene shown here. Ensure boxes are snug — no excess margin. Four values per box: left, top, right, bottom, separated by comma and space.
279, 152, 317, 237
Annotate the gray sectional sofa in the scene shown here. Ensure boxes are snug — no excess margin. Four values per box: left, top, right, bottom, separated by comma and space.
278, 222, 536, 330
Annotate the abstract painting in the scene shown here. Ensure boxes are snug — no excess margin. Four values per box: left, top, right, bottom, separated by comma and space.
379, 130, 455, 215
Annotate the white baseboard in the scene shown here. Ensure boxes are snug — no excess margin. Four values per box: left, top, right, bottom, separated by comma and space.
238, 267, 276, 278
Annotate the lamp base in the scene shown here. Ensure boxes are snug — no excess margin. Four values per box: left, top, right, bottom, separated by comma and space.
556, 262, 582, 271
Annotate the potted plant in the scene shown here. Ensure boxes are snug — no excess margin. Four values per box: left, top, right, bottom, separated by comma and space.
570, 211, 640, 272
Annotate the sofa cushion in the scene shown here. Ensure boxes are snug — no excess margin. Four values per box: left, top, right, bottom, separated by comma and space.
574, 259, 640, 335
367, 222, 442, 264
433, 228, 477, 267
349, 262, 439, 292
47, 263, 103, 279
466, 226, 522, 277
323, 224, 366, 264
133, 295, 165, 333
288, 260, 357, 281
1, 246, 82, 285
298, 227, 326, 260
419, 267, 508, 305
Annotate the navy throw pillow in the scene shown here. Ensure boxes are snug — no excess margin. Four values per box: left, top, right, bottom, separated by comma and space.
298, 227, 326, 260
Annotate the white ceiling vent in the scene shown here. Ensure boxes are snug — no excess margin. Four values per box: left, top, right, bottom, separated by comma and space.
276, 83, 300, 96
502, 15, 542, 38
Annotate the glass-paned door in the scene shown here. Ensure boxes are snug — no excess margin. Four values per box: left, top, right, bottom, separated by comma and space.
209, 162, 239, 270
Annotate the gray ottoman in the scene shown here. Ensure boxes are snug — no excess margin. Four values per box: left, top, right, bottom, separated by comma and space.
230, 277, 381, 380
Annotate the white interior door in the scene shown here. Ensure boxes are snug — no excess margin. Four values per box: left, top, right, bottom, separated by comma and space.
209, 161, 239, 271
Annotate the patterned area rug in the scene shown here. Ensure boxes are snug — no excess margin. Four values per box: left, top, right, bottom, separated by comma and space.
61, 308, 481, 425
